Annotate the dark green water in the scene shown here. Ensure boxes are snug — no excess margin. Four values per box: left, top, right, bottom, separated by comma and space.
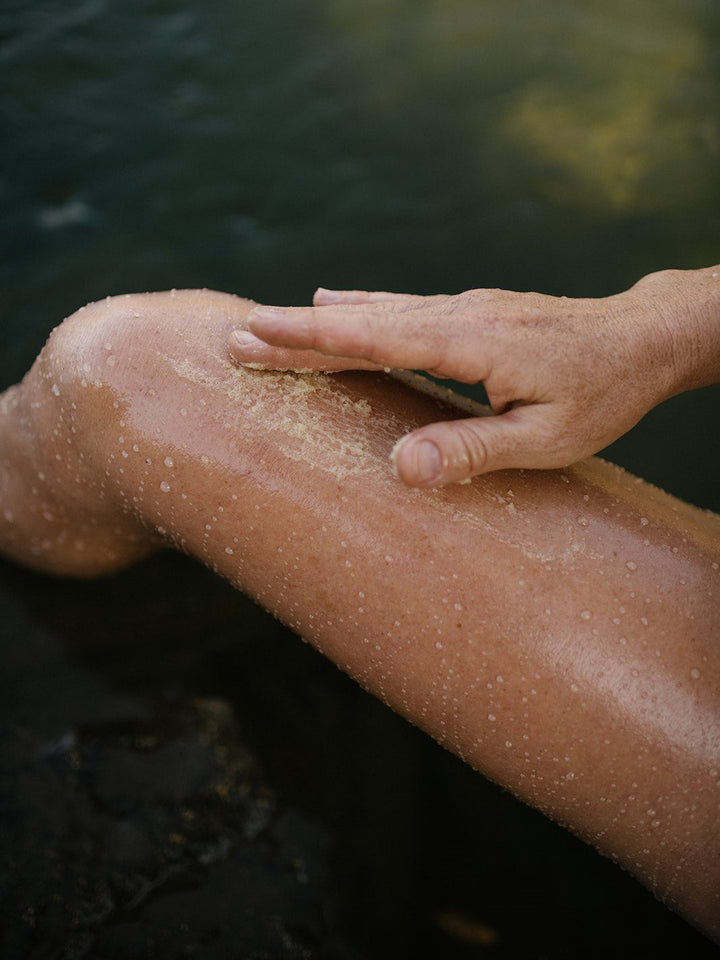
1, 2, 719, 958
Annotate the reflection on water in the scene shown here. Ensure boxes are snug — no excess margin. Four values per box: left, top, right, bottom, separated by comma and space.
320, 0, 719, 215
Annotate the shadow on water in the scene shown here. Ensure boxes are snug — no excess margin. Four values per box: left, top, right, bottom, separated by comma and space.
1, 0, 719, 956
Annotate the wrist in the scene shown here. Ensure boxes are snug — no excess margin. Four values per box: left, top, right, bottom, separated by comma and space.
621, 266, 720, 398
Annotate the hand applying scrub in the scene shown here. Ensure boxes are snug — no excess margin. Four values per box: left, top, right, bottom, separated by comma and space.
229, 267, 720, 487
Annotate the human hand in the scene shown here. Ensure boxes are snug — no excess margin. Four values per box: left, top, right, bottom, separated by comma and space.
228, 271, 717, 487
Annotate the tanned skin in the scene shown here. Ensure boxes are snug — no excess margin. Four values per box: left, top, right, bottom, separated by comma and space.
1, 288, 718, 940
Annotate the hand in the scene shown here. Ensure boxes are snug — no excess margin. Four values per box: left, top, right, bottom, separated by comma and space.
227, 273, 713, 487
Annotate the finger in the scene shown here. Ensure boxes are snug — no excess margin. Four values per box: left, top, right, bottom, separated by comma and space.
392, 408, 571, 487
314, 288, 425, 306
247, 298, 456, 373
227, 329, 381, 373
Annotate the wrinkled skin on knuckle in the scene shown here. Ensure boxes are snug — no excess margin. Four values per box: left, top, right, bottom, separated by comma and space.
449, 418, 493, 476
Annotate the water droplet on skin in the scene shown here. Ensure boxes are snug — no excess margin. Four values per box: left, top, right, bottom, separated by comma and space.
488, 714, 496, 722
160, 481, 171, 493
626, 561, 638, 571
690, 668, 701, 680
580, 610, 591, 620
164, 456, 174, 468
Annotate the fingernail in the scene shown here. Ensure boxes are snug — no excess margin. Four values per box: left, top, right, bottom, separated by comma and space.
398, 438, 443, 486
251, 306, 288, 320
231, 330, 262, 348
316, 287, 341, 303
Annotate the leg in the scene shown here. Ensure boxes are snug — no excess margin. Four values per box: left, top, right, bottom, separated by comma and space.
2, 290, 718, 940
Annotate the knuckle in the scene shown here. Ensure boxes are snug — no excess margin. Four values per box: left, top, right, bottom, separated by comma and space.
450, 419, 492, 474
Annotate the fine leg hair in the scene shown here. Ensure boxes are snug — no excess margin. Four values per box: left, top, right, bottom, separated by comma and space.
1, 289, 718, 940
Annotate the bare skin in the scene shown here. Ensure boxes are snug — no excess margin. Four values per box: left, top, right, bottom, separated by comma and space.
230, 267, 720, 486
1, 290, 718, 941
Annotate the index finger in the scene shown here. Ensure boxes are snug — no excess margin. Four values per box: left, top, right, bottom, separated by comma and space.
247, 297, 451, 372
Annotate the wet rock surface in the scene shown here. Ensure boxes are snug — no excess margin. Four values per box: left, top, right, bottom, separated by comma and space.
0, 553, 716, 959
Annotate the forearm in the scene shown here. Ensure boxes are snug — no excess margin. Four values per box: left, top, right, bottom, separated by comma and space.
5, 291, 720, 940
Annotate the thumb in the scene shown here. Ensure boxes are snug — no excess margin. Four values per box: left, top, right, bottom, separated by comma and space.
392, 409, 566, 487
